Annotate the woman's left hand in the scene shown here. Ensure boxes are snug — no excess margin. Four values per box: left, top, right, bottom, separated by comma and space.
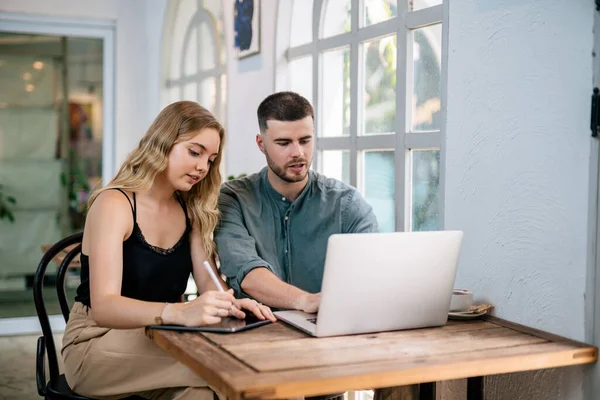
229, 298, 277, 322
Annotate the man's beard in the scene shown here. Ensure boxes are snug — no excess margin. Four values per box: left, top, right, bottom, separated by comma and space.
264, 150, 310, 183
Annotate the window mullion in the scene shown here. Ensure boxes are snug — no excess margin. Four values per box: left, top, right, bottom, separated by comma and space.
318, 137, 353, 150
405, 4, 443, 29
288, 43, 314, 59
167, 65, 226, 86
349, 0, 359, 189
313, 0, 323, 173
395, 2, 409, 233
313, 20, 402, 54
438, 0, 449, 230
404, 132, 441, 149
196, 16, 202, 103
356, 18, 399, 41
356, 135, 397, 150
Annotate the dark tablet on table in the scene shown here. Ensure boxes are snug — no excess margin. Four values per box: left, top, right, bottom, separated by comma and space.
148, 314, 271, 333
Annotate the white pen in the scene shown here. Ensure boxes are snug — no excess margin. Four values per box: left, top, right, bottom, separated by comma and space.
203, 260, 225, 292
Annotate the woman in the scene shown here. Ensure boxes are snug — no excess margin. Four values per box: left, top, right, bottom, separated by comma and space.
62, 101, 276, 400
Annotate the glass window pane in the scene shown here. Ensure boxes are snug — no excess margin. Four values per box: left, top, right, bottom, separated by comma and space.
321, 47, 350, 137
291, 0, 314, 47
411, 150, 439, 231
199, 77, 217, 113
289, 56, 313, 105
0, 55, 54, 107
183, 83, 198, 102
411, 24, 442, 132
184, 27, 197, 76
168, 85, 182, 103
217, 74, 227, 121
161, 88, 171, 107
410, 0, 442, 12
363, 35, 396, 136
364, 0, 397, 27
202, 0, 222, 20
321, 150, 350, 184
364, 151, 395, 232
321, 0, 351, 38
170, 0, 197, 80
199, 22, 216, 71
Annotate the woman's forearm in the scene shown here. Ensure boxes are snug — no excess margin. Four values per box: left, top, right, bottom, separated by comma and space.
90, 294, 170, 329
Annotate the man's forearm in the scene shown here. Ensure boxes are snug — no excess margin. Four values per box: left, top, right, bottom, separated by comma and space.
241, 267, 311, 310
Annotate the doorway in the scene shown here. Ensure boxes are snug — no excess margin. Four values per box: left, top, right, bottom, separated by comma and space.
0, 13, 115, 335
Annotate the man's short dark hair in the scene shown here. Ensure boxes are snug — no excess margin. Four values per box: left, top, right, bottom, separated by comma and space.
257, 91, 314, 134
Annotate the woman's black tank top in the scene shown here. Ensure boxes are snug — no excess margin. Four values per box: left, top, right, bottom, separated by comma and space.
75, 189, 193, 307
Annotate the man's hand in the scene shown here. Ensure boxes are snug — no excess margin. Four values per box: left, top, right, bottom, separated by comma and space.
240, 268, 322, 312
293, 292, 321, 313
231, 298, 277, 322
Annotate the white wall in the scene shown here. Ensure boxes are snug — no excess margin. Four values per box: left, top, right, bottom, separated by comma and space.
222, 0, 277, 176
444, 0, 593, 398
0, 0, 152, 171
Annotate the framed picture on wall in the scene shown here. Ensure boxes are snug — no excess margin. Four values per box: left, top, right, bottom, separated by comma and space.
234, 0, 260, 59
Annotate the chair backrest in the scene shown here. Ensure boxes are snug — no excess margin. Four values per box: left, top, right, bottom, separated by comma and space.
34, 232, 83, 384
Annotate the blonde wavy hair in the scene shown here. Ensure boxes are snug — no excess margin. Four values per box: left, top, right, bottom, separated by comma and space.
88, 101, 225, 260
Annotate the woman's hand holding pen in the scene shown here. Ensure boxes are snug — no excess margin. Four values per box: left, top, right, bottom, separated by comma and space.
161, 290, 236, 326
201, 260, 277, 322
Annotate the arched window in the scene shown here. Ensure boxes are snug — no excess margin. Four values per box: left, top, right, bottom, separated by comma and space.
162, 0, 226, 121
277, 0, 445, 233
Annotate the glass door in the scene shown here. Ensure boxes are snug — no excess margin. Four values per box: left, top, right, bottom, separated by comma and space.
0, 33, 103, 320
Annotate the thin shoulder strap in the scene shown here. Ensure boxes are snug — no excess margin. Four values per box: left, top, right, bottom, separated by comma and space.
112, 188, 137, 222
175, 192, 190, 223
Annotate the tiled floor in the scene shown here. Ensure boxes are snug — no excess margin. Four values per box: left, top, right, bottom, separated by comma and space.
0, 333, 63, 400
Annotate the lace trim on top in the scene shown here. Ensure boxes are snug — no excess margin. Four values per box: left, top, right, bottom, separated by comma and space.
134, 224, 189, 256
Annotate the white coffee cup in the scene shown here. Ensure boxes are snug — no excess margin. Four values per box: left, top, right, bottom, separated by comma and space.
449, 289, 473, 312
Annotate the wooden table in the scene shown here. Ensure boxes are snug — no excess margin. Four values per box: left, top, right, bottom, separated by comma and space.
146, 316, 597, 400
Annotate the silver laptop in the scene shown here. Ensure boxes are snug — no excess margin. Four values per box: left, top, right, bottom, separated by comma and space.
274, 231, 464, 337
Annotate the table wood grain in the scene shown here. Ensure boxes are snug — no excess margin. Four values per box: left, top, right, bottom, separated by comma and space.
146, 316, 597, 400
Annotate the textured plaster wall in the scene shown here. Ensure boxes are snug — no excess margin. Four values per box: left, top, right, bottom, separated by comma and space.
443, 0, 593, 398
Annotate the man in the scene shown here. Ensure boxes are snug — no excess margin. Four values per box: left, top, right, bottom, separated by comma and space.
216, 92, 417, 400
215, 91, 378, 312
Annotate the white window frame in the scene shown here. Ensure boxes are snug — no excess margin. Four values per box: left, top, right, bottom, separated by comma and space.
276, 0, 448, 232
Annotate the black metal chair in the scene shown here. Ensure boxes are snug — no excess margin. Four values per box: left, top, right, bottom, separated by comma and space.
34, 232, 142, 400
34, 232, 89, 400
